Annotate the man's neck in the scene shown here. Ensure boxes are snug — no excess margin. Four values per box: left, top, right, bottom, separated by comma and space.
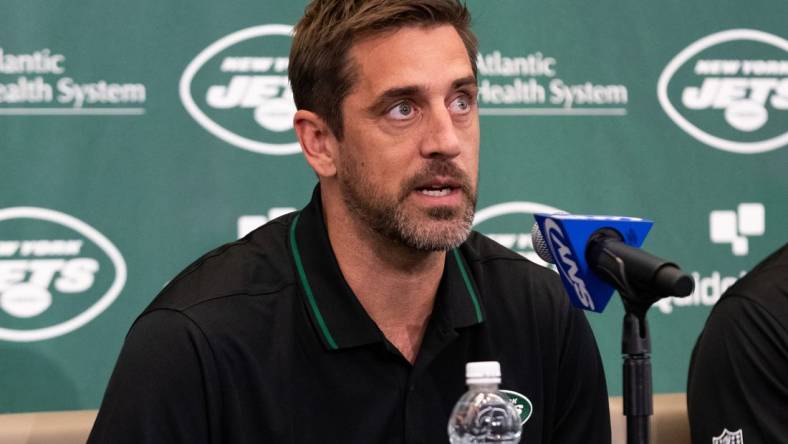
321, 191, 446, 364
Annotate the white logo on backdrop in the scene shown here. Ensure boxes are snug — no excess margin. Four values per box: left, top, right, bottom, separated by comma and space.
0, 207, 127, 342
710, 203, 765, 256
472, 201, 564, 268
0, 48, 146, 116
237, 207, 297, 238
655, 204, 763, 315
476, 51, 628, 116
180, 25, 300, 155
658, 29, 788, 154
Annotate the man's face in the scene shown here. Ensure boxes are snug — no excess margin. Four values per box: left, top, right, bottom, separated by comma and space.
336, 25, 480, 251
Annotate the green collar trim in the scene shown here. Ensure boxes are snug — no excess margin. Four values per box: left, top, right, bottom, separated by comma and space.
290, 211, 482, 348
289, 212, 338, 350
452, 248, 484, 323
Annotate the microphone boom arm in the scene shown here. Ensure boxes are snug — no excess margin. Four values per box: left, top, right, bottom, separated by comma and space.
586, 228, 693, 313
584, 228, 694, 444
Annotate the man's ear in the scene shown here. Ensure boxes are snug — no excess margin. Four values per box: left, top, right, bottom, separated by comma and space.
293, 110, 338, 178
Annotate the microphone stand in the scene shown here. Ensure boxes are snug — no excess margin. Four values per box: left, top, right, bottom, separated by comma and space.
536, 223, 694, 443
621, 295, 654, 444
594, 251, 662, 444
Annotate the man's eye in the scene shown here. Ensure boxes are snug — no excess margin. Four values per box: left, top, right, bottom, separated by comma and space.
450, 95, 472, 114
387, 101, 416, 120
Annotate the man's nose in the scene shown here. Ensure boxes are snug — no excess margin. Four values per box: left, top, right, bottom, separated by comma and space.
419, 104, 461, 159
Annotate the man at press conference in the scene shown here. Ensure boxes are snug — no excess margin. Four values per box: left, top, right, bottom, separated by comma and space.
87, 1, 611, 442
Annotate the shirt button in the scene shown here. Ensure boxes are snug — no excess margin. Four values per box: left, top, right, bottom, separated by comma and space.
409, 384, 416, 392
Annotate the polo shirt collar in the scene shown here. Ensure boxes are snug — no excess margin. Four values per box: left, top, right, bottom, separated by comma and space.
289, 185, 485, 351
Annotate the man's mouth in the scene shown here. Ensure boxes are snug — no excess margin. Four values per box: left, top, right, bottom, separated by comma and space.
401, 160, 473, 204
417, 187, 453, 197
414, 179, 461, 198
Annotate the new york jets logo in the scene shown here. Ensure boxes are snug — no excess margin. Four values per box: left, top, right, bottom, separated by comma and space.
180, 24, 300, 155
0, 207, 126, 342
658, 29, 787, 154
500, 390, 533, 425
473, 201, 564, 268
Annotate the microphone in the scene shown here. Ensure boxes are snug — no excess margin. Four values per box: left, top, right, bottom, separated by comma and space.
531, 213, 693, 313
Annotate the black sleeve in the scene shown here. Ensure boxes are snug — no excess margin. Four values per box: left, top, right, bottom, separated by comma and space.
87, 309, 221, 444
687, 295, 788, 444
550, 305, 612, 444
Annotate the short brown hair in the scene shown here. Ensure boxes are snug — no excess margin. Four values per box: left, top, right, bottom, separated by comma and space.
289, 0, 477, 140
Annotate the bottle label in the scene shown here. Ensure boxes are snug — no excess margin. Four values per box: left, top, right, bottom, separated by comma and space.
500, 390, 533, 426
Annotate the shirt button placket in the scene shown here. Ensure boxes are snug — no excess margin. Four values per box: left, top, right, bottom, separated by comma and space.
405, 380, 420, 444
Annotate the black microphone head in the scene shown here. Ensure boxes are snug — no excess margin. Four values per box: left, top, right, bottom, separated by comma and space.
654, 265, 695, 297
530, 222, 555, 264
673, 274, 695, 297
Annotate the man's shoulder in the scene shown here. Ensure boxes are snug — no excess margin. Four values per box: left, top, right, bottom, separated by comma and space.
462, 230, 560, 283
146, 212, 298, 314
461, 230, 569, 318
716, 243, 788, 324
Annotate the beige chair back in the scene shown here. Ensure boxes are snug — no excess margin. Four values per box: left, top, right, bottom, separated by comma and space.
0, 410, 97, 444
610, 392, 691, 444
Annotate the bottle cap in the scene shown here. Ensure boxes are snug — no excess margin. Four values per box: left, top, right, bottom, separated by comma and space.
465, 361, 501, 384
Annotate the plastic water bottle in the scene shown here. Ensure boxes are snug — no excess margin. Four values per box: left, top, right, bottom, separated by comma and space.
447, 361, 522, 443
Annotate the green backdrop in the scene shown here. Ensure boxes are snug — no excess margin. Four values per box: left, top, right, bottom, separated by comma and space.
1, 0, 786, 412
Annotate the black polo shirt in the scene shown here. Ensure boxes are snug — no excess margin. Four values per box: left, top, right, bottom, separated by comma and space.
687, 243, 788, 444
88, 187, 610, 444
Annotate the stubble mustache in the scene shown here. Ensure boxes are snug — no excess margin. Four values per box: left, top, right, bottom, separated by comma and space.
397, 160, 477, 207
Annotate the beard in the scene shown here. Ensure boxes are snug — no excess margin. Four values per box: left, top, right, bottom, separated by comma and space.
337, 156, 477, 251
